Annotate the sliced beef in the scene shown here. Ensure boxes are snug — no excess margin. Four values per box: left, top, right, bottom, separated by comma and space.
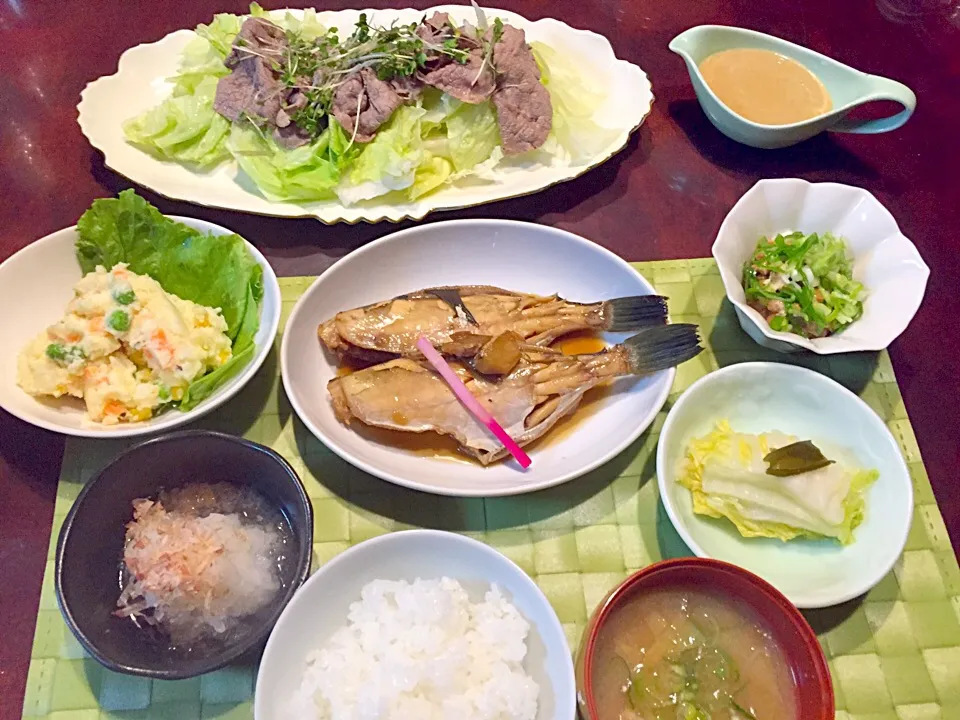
331, 68, 406, 142
273, 123, 313, 149
272, 88, 314, 148
214, 56, 284, 123
491, 25, 552, 154
214, 17, 287, 124
389, 75, 423, 103
421, 49, 495, 104
416, 11, 451, 44
225, 17, 287, 67
275, 88, 309, 128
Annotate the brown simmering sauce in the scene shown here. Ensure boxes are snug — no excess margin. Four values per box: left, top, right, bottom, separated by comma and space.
554, 332, 607, 356
699, 48, 831, 125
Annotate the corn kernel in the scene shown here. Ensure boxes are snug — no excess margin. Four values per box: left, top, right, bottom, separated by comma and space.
171, 386, 185, 401
129, 408, 152, 422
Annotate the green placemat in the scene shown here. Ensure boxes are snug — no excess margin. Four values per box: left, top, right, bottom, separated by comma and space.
22, 260, 960, 720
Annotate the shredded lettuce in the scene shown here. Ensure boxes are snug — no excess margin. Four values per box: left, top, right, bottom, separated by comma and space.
194, 12, 244, 59
677, 421, 878, 545
410, 154, 454, 200
337, 106, 428, 205
75, 191, 263, 410
531, 41, 623, 163
445, 101, 501, 172
227, 124, 346, 202
123, 75, 232, 168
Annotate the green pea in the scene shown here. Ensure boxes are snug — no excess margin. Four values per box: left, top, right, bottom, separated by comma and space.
114, 289, 136, 305
107, 310, 130, 332
45, 343, 67, 362
158, 385, 171, 401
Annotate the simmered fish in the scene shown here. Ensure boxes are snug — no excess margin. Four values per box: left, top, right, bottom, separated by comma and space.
328, 324, 701, 464
319, 286, 669, 366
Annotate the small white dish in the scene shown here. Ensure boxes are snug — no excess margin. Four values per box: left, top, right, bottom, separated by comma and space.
656, 362, 912, 608
255, 529, 576, 720
0, 218, 280, 438
281, 219, 676, 497
712, 178, 929, 353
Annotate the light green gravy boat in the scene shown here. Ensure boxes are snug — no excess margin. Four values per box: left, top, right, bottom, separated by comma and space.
670, 25, 916, 149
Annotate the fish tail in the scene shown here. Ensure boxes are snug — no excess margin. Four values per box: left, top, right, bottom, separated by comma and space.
603, 295, 669, 331
622, 324, 702, 375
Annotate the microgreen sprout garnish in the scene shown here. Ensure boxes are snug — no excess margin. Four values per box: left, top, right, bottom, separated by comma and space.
262, 12, 472, 140
472, 16, 504, 87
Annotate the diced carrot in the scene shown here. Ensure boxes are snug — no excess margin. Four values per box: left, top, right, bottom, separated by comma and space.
105, 400, 126, 416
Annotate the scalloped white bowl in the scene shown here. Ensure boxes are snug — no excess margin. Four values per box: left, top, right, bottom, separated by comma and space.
712, 179, 929, 354
0, 218, 280, 438
78, 5, 652, 224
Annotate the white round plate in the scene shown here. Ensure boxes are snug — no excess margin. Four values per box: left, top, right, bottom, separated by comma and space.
712, 178, 930, 354
656, 362, 913, 608
78, 5, 653, 224
281, 219, 675, 497
0, 218, 280, 438
255, 530, 576, 720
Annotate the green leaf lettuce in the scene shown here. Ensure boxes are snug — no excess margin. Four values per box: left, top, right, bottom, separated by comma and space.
75, 190, 263, 410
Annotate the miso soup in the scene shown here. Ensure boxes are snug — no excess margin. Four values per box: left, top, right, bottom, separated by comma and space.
591, 588, 797, 720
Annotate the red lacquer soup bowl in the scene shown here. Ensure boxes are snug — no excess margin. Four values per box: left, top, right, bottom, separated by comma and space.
576, 558, 833, 720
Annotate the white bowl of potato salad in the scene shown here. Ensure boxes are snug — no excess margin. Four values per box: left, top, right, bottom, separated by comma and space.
0, 192, 280, 437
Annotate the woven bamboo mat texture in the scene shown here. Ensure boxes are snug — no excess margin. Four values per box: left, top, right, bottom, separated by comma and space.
21, 260, 960, 719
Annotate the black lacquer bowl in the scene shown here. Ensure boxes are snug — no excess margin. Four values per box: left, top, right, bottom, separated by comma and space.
55, 430, 313, 679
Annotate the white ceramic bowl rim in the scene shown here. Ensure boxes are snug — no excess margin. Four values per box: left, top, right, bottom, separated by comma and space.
0, 216, 281, 438
656, 361, 913, 608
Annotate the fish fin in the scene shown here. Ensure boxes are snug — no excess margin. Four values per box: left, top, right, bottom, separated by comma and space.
425, 288, 480, 326
603, 295, 669, 331
622, 324, 702, 375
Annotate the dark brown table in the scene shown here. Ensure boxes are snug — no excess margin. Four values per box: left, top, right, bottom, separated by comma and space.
2, 1, 958, 717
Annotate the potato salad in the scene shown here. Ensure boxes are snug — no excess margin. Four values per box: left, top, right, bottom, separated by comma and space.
18, 263, 232, 424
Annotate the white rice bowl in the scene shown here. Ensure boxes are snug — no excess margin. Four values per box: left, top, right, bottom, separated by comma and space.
292, 578, 538, 720
254, 530, 575, 720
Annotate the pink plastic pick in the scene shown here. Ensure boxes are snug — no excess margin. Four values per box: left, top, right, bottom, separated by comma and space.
416, 336, 532, 469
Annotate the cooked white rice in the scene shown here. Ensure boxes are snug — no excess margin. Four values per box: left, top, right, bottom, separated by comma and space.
292, 577, 539, 720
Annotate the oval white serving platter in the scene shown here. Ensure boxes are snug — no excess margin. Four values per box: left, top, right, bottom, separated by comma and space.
78, 5, 653, 225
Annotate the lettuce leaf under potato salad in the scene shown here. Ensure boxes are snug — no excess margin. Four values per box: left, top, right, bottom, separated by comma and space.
677, 422, 878, 545
75, 190, 263, 410
122, 3, 620, 205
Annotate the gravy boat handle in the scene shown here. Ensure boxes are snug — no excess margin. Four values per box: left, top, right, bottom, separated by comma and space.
831, 75, 917, 134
